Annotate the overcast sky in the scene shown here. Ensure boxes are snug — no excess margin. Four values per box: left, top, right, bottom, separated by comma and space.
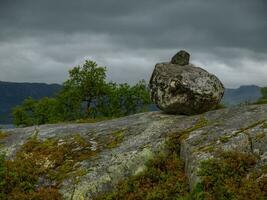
0, 0, 266, 88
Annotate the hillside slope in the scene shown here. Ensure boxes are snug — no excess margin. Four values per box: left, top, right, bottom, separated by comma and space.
222, 85, 261, 105
0, 81, 61, 124
1, 104, 267, 199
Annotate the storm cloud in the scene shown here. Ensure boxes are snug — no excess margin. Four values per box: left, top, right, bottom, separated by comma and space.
0, 0, 266, 87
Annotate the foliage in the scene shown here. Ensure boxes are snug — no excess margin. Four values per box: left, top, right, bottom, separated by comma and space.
0, 131, 8, 140
12, 60, 151, 127
12, 97, 60, 126
34, 97, 60, 125
106, 130, 125, 148
260, 87, 267, 99
62, 60, 107, 117
96, 152, 189, 200
193, 151, 267, 200
55, 83, 84, 121
255, 87, 267, 105
12, 97, 36, 126
0, 133, 96, 199
97, 80, 151, 118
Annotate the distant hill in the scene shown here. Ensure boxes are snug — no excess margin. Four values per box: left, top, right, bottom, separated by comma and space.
0, 81, 61, 124
222, 85, 262, 106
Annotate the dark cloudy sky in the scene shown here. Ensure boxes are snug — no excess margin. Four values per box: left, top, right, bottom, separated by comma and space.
0, 0, 266, 88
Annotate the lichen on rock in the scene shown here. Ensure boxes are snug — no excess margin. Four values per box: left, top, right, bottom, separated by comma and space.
1, 104, 267, 199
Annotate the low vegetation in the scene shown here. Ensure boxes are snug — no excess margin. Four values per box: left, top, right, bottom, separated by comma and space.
12, 60, 151, 127
0, 133, 96, 200
0, 131, 8, 140
106, 130, 125, 149
95, 134, 190, 200
194, 151, 267, 200
95, 123, 267, 200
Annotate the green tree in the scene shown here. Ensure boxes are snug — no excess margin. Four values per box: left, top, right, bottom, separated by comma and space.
260, 87, 267, 99
34, 97, 59, 125
96, 82, 126, 117
63, 60, 107, 116
13, 97, 60, 126
12, 60, 152, 126
12, 97, 36, 126
255, 87, 267, 104
96, 80, 151, 117
129, 80, 151, 113
55, 84, 84, 121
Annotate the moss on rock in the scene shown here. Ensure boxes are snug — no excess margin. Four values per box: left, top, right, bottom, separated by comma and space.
192, 151, 267, 200
106, 130, 125, 149
0, 133, 97, 199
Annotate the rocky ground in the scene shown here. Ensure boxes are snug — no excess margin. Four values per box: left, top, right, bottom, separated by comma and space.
1, 104, 267, 199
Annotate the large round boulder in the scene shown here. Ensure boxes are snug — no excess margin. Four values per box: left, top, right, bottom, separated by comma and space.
149, 51, 224, 115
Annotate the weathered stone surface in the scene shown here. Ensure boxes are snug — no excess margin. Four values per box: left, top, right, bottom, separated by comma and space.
1, 104, 267, 199
149, 61, 224, 114
171, 50, 190, 65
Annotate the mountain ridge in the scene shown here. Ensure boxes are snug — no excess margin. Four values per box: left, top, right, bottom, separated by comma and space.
222, 85, 261, 106
0, 81, 61, 124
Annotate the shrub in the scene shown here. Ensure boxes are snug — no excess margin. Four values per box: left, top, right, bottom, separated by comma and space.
194, 151, 267, 200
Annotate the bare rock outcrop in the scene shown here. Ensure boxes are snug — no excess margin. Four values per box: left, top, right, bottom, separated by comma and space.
1, 104, 267, 199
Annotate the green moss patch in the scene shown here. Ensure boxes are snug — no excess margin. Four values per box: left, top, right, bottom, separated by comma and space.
0, 133, 97, 200
75, 116, 114, 124
0, 131, 8, 140
106, 130, 125, 149
239, 120, 267, 133
0, 131, 9, 149
219, 135, 230, 143
174, 116, 209, 142
261, 123, 267, 129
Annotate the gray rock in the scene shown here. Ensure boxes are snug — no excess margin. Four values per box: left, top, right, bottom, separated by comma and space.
171, 50, 190, 65
149, 59, 224, 114
1, 104, 267, 199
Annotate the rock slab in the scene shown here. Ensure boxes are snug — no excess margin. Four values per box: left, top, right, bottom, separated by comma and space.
150, 51, 224, 115
1, 104, 267, 199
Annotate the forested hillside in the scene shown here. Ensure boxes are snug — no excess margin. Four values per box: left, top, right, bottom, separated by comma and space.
0, 81, 61, 124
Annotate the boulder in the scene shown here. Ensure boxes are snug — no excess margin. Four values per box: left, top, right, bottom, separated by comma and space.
149, 50, 224, 115
171, 50, 190, 65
